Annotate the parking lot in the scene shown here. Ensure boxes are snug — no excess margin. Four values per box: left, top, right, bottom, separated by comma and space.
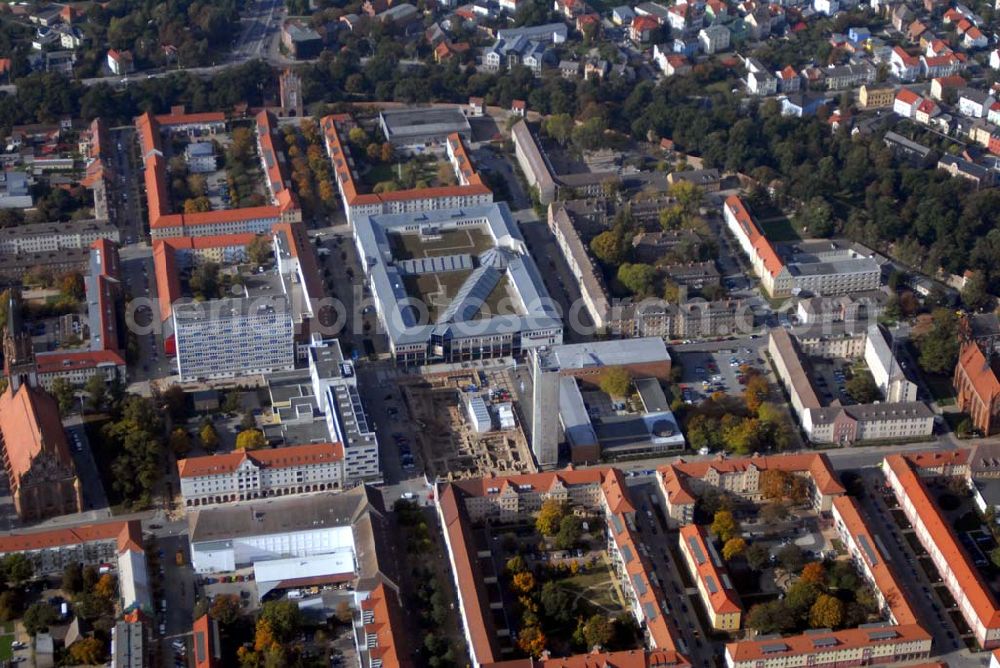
810, 358, 858, 405
676, 346, 767, 405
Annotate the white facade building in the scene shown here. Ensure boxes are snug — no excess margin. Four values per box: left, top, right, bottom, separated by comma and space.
177, 442, 346, 507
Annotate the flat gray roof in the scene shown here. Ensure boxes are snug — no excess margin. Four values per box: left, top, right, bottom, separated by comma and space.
543, 337, 670, 370
189, 487, 373, 544
354, 203, 561, 347
378, 108, 471, 143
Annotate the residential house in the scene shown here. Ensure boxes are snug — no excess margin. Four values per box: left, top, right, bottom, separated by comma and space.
511, 100, 526, 116
891, 5, 914, 32
631, 15, 660, 41
987, 102, 1000, 125
781, 92, 827, 117
859, 85, 895, 109
554, 0, 587, 18
654, 45, 691, 75
922, 53, 965, 78
914, 98, 940, 124
938, 155, 993, 187
824, 62, 875, 90
959, 89, 995, 118
891, 46, 920, 80
558, 59, 579, 78
698, 24, 730, 53
892, 88, 924, 118
907, 19, 927, 42
612, 5, 635, 23
776, 65, 801, 91
106, 49, 133, 76
930, 75, 967, 100
667, 4, 691, 31
991, 49, 1000, 70
748, 68, 777, 94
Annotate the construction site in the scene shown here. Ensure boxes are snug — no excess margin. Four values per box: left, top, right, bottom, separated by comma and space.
400, 364, 536, 480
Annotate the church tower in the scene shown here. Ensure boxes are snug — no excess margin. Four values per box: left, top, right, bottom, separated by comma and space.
3, 290, 36, 393
279, 69, 304, 117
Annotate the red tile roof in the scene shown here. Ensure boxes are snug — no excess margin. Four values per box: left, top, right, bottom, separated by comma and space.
319, 115, 490, 211
886, 453, 1000, 631
724, 195, 783, 277
0, 519, 142, 555
136, 111, 297, 234
177, 442, 344, 479
659, 453, 844, 508
0, 385, 74, 495
679, 524, 742, 614
440, 468, 688, 666
192, 614, 221, 668
896, 88, 921, 104
360, 583, 413, 668
484, 650, 689, 668
35, 349, 126, 374
957, 342, 1000, 406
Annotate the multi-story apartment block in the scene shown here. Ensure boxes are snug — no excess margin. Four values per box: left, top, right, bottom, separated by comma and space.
658, 453, 844, 524
548, 203, 611, 330
0, 520, 150, 611
320, 115, 492, 224
0, 218, 120, 255
884, 450, 1000, 649
769, 327, 934, 444
859, 84, 896, 109
136, 109, 300, 240
172, 295, 295, 382
678, 524, 742, 631
178, 442, 345, 507
437, 469, 684, 668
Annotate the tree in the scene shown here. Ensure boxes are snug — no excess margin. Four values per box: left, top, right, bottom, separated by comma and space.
991, 547, 1000, 569
184, 196, 212, 213
582, 614, 614, 649
236, 429, 266, 450
169, 428, 191, 457
68, 637, 106, 665
162, 385, 188, 420
722, 537, 747, 560
962, 270, 993, 311
512, 571, 536, 594
536, 499, 568, 536
616, 263, 656, 297
506, 555, 528, 574
2, 553, 33, 585
200, 421, 220, 452
539, 582, 574, 624
210, 594, 241, 626
380, 143, 393, 163
794, 197, 834, 237
247, 235, 272, 266
51, 377, 76, 415
760, 501, 789, 523
599, 367, 633, 398
778, 544, 805, 573
366, 142, 381, 161
746, 543, 771, 571
746, 601, 791, 634
800, 562, 826, 586
0, 591, 22, 622
22, 602, 57, 635
94, 573, 116, 600
744, 374, 769, 413
785, 580, 819, 616
846, 371, 880, 404
761, 470, 792, 501
348, 127, 368, 147
259, 600, 301, 642
62, 563, 83, 594
518, 625, 546, 657
543, 113, 574, 146
555, 514, 583, 550
254, 617, 278, 653
84, 373, 107, 412
711, 510, 739, 542
590, 230, 627, 266
917, 309, 960, 375
335, 600, 354, 624
809, 594, 844, 629
60, 272, 85, 301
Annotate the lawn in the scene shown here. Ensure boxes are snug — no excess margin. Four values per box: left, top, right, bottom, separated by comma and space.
389, 228, 494, 260
758, 216, 802, 242
0, 633, 13, 661
555, 566, 625, 613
